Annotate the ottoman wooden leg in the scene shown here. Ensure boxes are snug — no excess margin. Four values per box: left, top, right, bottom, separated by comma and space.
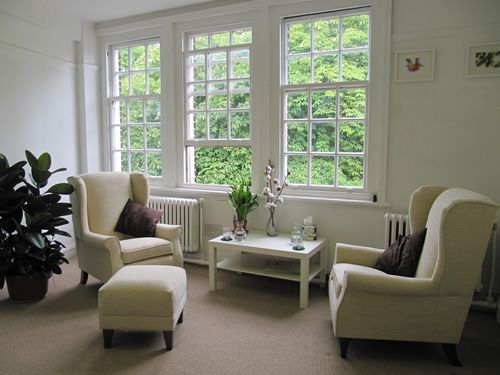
163, 331, 173, 351
80, 271, 89, 285
103, 329, 114, 348
178, 310, 184, 324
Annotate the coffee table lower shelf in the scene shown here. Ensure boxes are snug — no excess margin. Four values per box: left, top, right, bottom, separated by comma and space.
217, 254, 322, 283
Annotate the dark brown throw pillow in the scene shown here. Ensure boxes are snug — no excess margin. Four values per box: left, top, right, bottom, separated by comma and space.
115, 199, 162, 237
374, 228, 427, 277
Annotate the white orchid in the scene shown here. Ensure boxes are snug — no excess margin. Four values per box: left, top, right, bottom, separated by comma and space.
264, 160, 290, 208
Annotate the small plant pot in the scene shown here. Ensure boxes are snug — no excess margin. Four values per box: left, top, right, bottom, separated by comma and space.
6, 274, 49, 303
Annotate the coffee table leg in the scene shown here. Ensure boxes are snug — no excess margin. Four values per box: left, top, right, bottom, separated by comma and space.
300, 258, 309, 308
209, 245, 217, 291
320, 243, 327, 287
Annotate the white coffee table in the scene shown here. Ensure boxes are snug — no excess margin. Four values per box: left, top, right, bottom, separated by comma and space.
208, 231, 328, 308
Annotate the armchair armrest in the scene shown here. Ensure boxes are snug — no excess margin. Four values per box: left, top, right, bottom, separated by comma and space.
343, 271, 436, 296
155, 224, 183, 267
335, 243, 384, 267
81, 231, 123, 268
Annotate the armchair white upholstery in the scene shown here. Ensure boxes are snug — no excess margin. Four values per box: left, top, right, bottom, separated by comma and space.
68, 172, 183, 284
328, 186, 498, 365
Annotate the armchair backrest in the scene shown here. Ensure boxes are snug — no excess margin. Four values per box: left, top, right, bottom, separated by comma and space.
412, 187, 498, 298
68, 172, 149, 239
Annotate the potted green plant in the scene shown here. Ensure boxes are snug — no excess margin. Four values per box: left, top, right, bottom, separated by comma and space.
228, 177, 259, 234
0, 151, 74, 302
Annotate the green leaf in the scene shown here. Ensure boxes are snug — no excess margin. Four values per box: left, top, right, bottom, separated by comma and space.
26, 232, 45, 249
0, 153, 8, 172
50, 167, 66, 174
31, 167, 51, 186
47, 183, 74, 195
25, 150, 38, 169
26, 249, 45, 261
37, 153, 51, 170
29, 212, 52, 227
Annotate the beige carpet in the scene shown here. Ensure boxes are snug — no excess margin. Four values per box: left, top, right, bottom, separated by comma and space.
1, 258, 500, 375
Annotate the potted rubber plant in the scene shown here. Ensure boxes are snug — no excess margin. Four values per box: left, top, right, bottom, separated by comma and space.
0, 151, 74, 302
228, 177, 258, 235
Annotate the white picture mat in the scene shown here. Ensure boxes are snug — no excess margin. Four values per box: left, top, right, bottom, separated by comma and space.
394, 49, 435, 82
466, 42, 500, 78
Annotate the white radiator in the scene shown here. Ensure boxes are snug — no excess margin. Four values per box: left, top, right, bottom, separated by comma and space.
149, 196, 203, 253
384, 213, 409, 247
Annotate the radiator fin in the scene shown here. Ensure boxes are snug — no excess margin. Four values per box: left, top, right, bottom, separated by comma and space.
149, 196, 202, 253
384, 213, 409, 247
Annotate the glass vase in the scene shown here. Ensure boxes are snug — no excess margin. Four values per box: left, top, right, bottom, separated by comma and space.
266, 206, 278, 237
234, 220, 247, 241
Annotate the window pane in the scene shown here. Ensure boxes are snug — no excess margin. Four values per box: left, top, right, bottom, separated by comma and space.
148, 71, 161, 94
188, 54, 205, 81
230, 93, 250, 109
342, 14, 369, 49
232, 29, 252, 45
230, 112, 250, 139
112, 151, 129, 172
338, 156, 363, 187
188, 95, 206, 110
145, 99, 160, 122
118, 48, 128, 72
131, 72, 146, 95
208, 112, 228, 139
287, 56, 311, 84
128, 100, 143, 123
313, 54, 339, 83
111, 126, 127, 150
208, 82, 226, 94
211, 32, 230, 47
312, 122, 335, 152
287, 22, 311, 54
146, 126, 161, 149
130, 152, 145, 173
118, 74, 129, 96
190, 146, 251, 184
129, 126, 144, 149
339, 121, 364, 152
130, 45, 145, 70
313, 18, 339, 51
146, 152, 162, 176
312, 89, 336, 119
209, 52, 227, 79
286, 122, 308, 152
188, 113, 207, 139
339, 88, 365, 118
312, 156, 335, 185
111, 101, 126, 125
188, 83, 206, 95
230, 80, 250, 92
208, 94, 227, 110
286, 91, 308, 119
148, 43, 160, 68
191, 35, 208, 50
287, 155, 308, 184
231, 59, 250, 78
342, 51, 368, 81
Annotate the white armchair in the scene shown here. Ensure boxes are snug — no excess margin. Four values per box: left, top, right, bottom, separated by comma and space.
328, 186, 498, 365
68, 172, 183, 284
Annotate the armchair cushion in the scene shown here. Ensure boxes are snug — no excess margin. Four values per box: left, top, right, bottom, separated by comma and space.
120, 237, 173, 264
115, 199, 162, 237
374, 228, 427, 277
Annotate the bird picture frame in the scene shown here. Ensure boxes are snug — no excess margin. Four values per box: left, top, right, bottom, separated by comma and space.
394, 49, 435, 82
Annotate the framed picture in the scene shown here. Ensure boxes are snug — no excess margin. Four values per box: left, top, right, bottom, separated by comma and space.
466, 42, 500, 78
394, 49, 435, 82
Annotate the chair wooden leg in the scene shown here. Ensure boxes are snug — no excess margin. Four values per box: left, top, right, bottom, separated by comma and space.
103, 329, 114, 348
80, 271, 89, 285
163, 331, 173, 351
442, 343, 461, 366
339, 338, 351, 359
178, 310, 184, 324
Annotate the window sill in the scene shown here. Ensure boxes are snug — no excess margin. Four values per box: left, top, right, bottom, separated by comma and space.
150, 186, 389, 208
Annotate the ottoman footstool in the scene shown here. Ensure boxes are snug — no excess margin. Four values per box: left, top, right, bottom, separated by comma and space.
98, 265, 187, 350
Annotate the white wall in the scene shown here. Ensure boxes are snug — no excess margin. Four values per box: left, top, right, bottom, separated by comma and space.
0, 11, 81, 248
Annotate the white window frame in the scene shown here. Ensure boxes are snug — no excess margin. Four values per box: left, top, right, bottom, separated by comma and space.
181, 23, 254, 188
280, 7, 370, 193
107, 37, 163, 178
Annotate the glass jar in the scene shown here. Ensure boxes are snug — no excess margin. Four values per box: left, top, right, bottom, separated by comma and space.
291, 223, 305, 250
234, 220, 247, 241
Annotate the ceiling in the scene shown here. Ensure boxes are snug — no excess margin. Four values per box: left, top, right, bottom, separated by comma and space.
65, 0, 219, 22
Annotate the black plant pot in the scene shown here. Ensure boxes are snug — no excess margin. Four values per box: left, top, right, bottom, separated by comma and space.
5, 274, 49, 303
